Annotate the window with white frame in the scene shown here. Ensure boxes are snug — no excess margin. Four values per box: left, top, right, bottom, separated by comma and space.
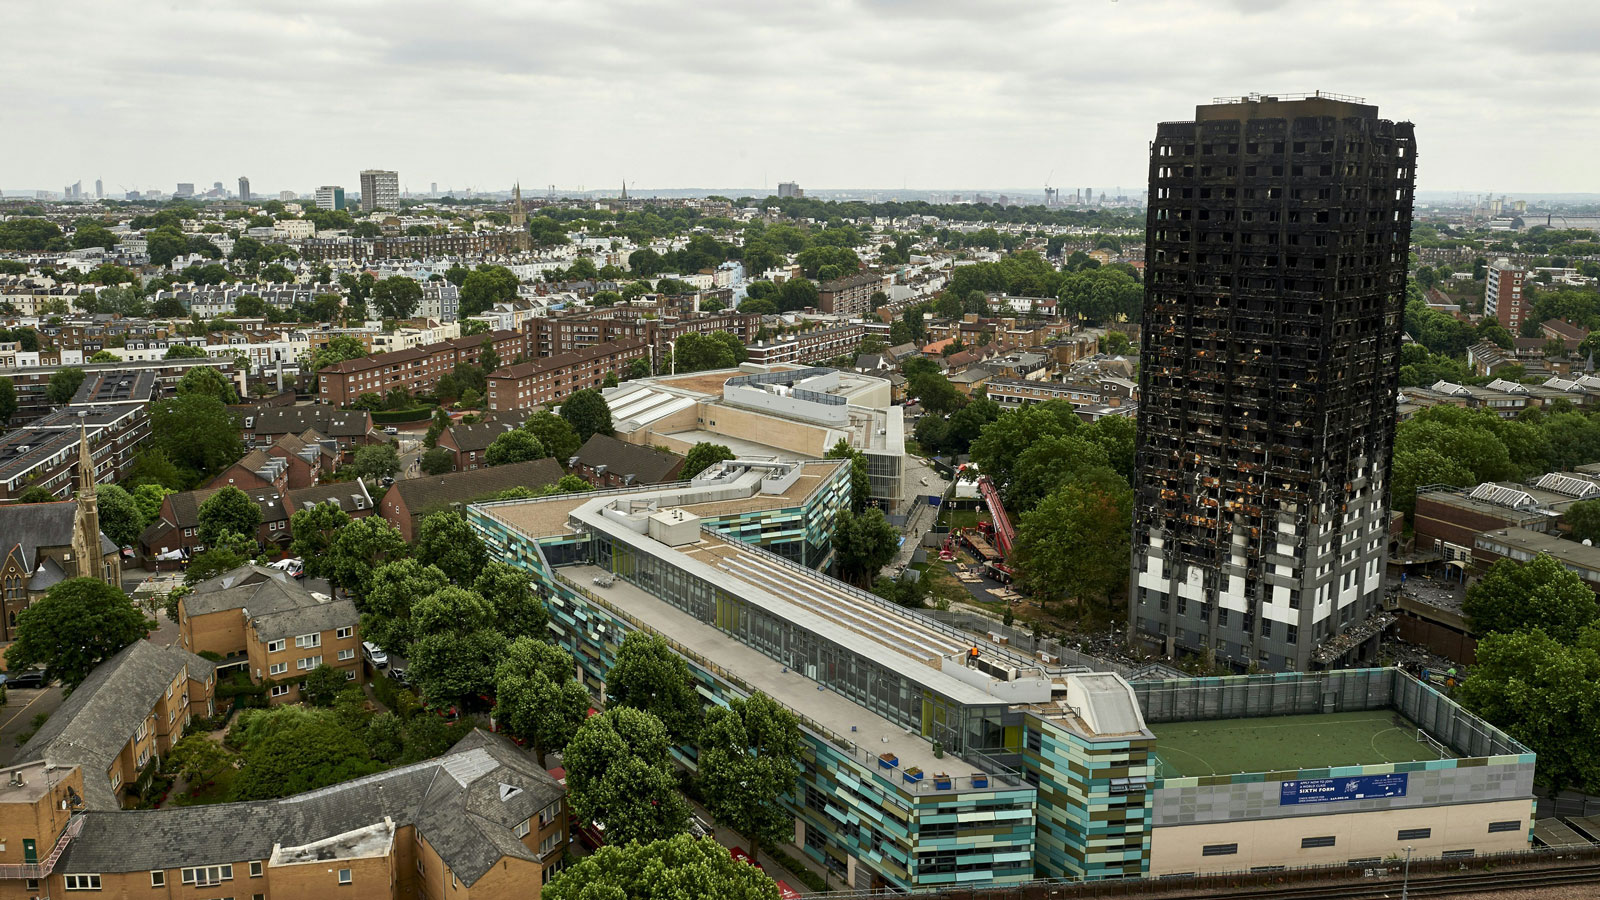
250, 861, 263, 877
267, 639, 286, 653
269, 662, 287, 676
539, 801, 559, 825
336, 626, 354, 639
295, 633, 321, 649
181, 865, 233, 886
538, 830, 563, 855
514, 818, 531, 839
150, 871, 165, 887
338, 868, 352, 884
344, 669, 357, 680
297, 655, 323, 670
64, 874, 101, 890
337, 648, 355, 661
269, 684, 291, 698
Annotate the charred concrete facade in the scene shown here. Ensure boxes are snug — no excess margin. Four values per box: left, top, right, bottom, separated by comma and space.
1130, 94, 1416, 673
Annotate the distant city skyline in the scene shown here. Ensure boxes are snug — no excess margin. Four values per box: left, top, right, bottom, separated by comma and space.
5, 1, 1597, 195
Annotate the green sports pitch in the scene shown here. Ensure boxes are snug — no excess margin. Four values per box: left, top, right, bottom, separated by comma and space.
1150, 709, 1448, 778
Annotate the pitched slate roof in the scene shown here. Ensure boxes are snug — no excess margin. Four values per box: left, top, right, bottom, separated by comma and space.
252, 597, 359, 643
242, 406, 373, 439
285, 480, 373, 514
572, 433, 683, 485
18, 641, 214, 809
56, 730, 562, 887
0, 501, 108, 565
389, 458, 563, 514
446, 420, 520, 454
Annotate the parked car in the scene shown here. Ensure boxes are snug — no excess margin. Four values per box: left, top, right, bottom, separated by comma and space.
386, 665, 409, 685
5, 669, 47, 689
363, 642, 388, 668
383, 426, 399, 435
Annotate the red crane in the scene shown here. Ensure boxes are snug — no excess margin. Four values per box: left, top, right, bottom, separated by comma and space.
977, 475, 1015, 558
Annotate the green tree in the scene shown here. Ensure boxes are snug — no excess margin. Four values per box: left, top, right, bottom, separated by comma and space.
163, 344, 208, 359
1099, 331, 1133, 355
1013, 476, 1132, 607
1082, 414, 1137, 485
543, 834, 779, 900
88, 350, 120, 363
371, 276, 423, 320
325, 516, 408, 599
907, 370, 963, 415
8, 578, 151, 690
46, 367, 85, 405
523, 411, 582, 463
407, 586, 507, 706
560, 388, 613, 442
565, 707, 690, 846
969, 400, 1082, 496
414, 512, 488, 584
825, 438, 873, 512
1463, 554, 1599, 643
349, 443, 400, 480
680, 442, 735, 480
166, 732, 236, 784
458, 266, 520, 317
301, 664, 347, 707
365, 711, 406, 762
493, 637, 590, 766
131, 484, 174, 526
698, 692, 803, 853
176, 366, 239, 404
833, 507, 900, 588
1456, 627, 1600, 793
361, 559, 449, 655
0, 377, 16, 425
473, 561, 548, 640
1565, 499, 1600, 544
289, 502, 352, 579
419, 447, 455, 475
605, 631, 701, 745
197, 486, 262, 547
94, 484, 144, 549
309, 334, 367, 374
672, 331, 746, 373
1006, 435, 1111, 514
484, 430, 547, 466
230, 712, 379, 800
15, 486, 56, 504
149, 393, 242, 485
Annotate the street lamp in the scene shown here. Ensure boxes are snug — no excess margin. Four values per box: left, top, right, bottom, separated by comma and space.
1400, 845, 1414, 900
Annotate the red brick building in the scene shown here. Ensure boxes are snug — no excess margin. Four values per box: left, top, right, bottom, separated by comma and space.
485, 340, 648, 413
316, 330, 525, 406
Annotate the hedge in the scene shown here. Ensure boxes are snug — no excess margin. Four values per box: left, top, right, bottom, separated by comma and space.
370, 407, 436, 424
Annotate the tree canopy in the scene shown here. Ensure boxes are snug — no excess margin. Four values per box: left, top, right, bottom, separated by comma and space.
543, 834, 779, 900
493, 637, 590, 766
564, 707, 690, 846
698, 692, 803, 851
681, 442, 735, 481
605, 631, 701, 745
833, 507, 900, 588
9, 578, 151, 689
1463, 553, 1599, 644
197, 486, 262, 547
485, 430, 547, 467
560, 388, 613, 442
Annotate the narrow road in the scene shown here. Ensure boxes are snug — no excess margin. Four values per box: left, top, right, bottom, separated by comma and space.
0, 685, 65, 766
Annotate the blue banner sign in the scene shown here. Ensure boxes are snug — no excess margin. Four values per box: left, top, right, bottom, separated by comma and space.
1279, 773, 1408, 805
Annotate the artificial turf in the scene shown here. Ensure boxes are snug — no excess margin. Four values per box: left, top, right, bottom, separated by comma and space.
1150, 709, 1447, 777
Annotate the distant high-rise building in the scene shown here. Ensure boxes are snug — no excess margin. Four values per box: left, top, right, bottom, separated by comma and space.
430, 182, 438, 195
213, 181, 224, 194
175, 183, 195, 198
360, 169, 399, 212
94, 178, 103, 200
278, 190, 297, 202
238, 176, 250, 202
1129, 93, 1416, 673
777, 181, 801, 199
315, 185, 346, 211
1084, 188, 1093, 205
1483, 258, 1527, 331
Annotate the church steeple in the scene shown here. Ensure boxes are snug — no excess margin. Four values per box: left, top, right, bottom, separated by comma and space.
70, 422, 104, 581
510, 182, 526, 229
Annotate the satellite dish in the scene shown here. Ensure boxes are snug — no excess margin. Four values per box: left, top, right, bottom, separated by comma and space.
1585, 539, 1593, 546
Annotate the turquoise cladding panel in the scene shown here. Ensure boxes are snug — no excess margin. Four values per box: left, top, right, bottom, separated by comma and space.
1023, 714, 1153, 882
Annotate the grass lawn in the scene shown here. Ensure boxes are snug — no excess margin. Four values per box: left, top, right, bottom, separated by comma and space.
936, 507, 986, 530
1150, 709, 1447, 778
168, 767, 238, 807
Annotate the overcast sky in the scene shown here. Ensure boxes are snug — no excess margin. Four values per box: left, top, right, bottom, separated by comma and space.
5, 0, 1595, 197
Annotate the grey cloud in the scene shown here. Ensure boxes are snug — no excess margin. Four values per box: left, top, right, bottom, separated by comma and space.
1, 0, 1593, 194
